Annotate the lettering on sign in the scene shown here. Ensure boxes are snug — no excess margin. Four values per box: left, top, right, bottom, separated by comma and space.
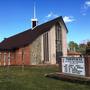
62, 57, 85, 76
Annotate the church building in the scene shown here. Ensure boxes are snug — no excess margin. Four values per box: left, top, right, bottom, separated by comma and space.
0, 16, 68, 66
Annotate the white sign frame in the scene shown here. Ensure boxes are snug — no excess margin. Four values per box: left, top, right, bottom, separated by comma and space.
62, 57, 85, 76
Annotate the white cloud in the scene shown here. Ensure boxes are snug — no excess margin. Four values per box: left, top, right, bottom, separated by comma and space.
82, 13, 86, 16
46, 12, 58, 18
46, 12, 52, 18
63, 16, 75, 23
85, 1, 90, 8
81, 1, 90, 15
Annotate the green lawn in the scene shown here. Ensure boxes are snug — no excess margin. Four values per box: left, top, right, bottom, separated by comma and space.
0, 65, 90, 90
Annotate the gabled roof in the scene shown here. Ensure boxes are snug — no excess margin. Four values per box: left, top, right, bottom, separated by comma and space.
0, 16, 68, 51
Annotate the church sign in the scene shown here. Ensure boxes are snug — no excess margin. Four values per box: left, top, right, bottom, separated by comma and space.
62, 57, 85, 76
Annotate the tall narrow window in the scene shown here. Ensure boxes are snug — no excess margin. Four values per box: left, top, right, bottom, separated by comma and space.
56, 23, 62, 62
43, 32, 49, 63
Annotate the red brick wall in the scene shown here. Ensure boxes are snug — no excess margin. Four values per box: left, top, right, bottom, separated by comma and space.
0, 45, 31, 66
0, 51, 15, 66
15, 48, 23, 65
24, 45, 30, 65
0, 52, 4, 65
10, 52, 16, 65
15, 45, 31, 65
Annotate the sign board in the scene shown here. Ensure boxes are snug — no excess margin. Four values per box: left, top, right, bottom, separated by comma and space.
62, 57, 85, 76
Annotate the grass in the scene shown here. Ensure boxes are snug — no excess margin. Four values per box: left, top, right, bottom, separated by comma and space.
0, 65, 90, 90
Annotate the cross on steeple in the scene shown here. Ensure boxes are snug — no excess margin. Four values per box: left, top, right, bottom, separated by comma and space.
34, 2, 36, 19
31, 1, 38, 28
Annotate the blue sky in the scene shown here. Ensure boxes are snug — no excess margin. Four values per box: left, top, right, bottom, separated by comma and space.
0, 0, 90, 44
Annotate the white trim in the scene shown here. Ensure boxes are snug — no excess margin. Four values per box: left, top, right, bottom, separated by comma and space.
48, 30, 51, 63
31, 18, 38, 21
41, 35, 44, 62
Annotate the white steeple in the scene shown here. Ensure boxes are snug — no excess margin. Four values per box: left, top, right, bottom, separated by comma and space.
31, 1, 38, 28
